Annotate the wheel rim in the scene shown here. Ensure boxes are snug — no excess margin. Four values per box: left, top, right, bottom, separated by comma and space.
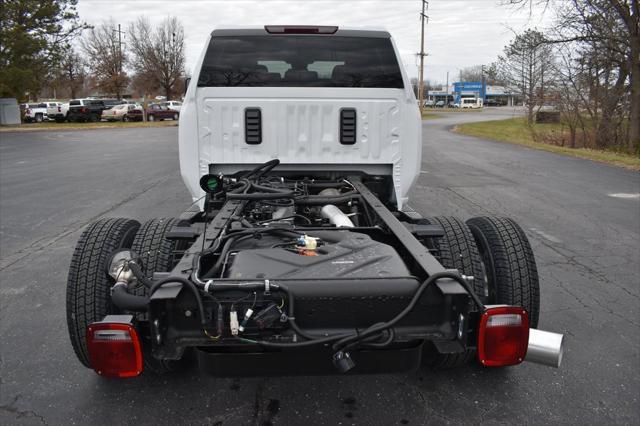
173, 114, 178, 120
149, 115, 154, 121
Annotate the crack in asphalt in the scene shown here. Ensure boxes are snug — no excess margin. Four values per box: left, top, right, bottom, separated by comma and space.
534, 237, 640, 328
533, 232, 640, 299
0, 395, 47, 425
0, 174, 172, 272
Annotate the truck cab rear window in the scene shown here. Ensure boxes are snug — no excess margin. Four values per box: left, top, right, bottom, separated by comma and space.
197, 36, 404, 88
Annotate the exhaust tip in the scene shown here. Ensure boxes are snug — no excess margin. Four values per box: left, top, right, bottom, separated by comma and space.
525, 328, 565, 368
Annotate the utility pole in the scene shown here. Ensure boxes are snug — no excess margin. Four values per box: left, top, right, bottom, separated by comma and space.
418, 0, 428, 113
481, 64, 486, 104
113, 24, 126, 98
446, 70, 449, 104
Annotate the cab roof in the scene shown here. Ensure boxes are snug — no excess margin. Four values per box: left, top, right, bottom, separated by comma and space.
211, 25, 391, 38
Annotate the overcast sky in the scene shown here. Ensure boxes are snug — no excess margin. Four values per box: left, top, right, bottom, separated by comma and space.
77, 0, 551, 87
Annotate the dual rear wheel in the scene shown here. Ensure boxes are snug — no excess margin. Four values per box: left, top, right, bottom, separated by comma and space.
422, 216, 540, 369
66, 217, 183, 374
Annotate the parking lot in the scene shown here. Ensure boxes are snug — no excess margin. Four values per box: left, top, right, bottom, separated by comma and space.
1, 108, 638, 425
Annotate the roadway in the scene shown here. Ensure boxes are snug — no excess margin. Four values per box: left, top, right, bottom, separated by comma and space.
1, 108, 638, 424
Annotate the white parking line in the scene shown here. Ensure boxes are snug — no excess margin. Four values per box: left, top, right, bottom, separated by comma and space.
608, 193, 640, 199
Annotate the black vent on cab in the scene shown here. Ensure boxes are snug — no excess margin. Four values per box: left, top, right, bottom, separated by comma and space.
340, 108, 356, 145
245, 108, 262, 144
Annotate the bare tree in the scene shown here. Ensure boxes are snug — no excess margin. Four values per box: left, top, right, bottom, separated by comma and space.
459, 65, 484, 82
505, 0, 638, 153
80, 19, 128, 98
56, 49, 86, 98
553, 0, 637, 152
128, 16, 185, 101
498, 29, 555, 124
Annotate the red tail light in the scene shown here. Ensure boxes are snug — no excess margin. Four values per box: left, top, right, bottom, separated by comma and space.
58, 106, 61, 112
265, 25, 338, 34
86, 321, 143, 378
81, 107, 88, 113
477, 306, 529, 367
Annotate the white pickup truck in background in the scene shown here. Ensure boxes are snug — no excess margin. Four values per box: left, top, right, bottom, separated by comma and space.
22, 103, 49, 122
47, 102, 69, 122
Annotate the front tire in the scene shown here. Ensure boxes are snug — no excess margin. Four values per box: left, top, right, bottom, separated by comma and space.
172, 113, 179, 120
148, 115, 155, 122
66, 218, 140, 368
466, 216, 540, 327
35, 114, 43, 123
421, 216, 486, 369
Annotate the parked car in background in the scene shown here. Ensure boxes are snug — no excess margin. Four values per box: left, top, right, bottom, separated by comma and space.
23, 103, 48, 123
435, 100, 445, 108
102, 104, 143, 122
67, 99, 106, 122
484, 98, 501, 107
161, 100, 182, 112
123, 105, 144, 121
47, 102, 69, 122
146, 103, 179, 121
423, 100, 435, 108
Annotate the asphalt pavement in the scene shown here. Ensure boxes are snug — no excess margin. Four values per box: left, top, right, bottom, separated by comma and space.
1, 109, 639, 425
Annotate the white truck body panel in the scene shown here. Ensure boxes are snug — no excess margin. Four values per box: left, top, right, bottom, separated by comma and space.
179, 26, 421, 210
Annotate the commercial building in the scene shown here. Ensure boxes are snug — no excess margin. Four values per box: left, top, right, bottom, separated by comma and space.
427, 82, 517, 106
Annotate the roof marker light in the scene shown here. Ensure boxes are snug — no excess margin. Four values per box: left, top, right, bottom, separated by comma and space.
265, 25, 338, 34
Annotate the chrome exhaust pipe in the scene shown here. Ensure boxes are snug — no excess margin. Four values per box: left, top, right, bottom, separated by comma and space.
526, 329, 565, 368
320, 204, 355, 227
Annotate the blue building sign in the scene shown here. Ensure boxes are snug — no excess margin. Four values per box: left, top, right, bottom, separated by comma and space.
453, 82, 486, 103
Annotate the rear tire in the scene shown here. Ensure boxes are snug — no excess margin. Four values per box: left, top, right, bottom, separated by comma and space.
148, 115, 155, 122
131, 218, 186, 373
172, 113, 178, 120
66, 218, 140, 368
421, 216, 486, 369
466, 216, 540, 327
35, 114, 43, 123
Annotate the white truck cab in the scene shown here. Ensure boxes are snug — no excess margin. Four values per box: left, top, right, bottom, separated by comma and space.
179, 25, 421, 210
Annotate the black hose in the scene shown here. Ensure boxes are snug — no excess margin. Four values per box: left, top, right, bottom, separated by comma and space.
207, 234, 254, 277
331, 271, 481, 352
111, 285, 149, 311
239, 159, 280, 180
128, 261, 153, 288
295, 192, 359, 206
227, 191, 295, 200
251, 183, 292, 193
305, 182, 347, 190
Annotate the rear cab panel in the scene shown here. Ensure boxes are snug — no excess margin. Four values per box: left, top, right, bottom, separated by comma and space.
179, 26, 421, 210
